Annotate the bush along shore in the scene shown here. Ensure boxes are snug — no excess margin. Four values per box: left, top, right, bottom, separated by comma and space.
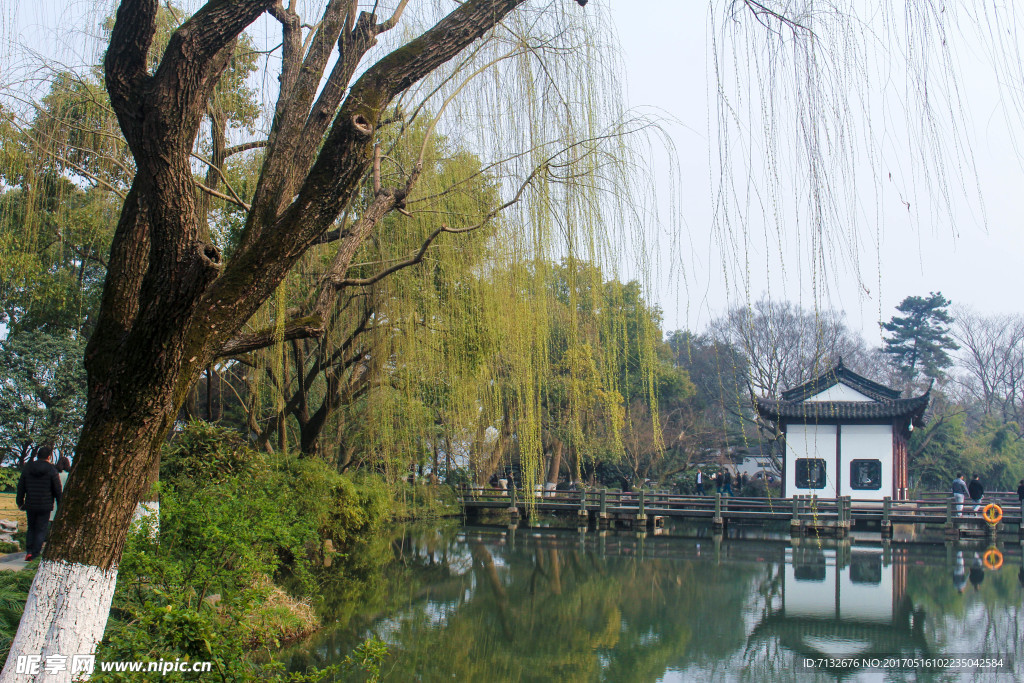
0, 422, 461, 681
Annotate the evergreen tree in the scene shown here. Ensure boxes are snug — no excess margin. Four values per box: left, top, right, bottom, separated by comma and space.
881, 292, 959, 383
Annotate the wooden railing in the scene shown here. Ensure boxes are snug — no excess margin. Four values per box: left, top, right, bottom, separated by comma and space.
460, 487, 1024, 529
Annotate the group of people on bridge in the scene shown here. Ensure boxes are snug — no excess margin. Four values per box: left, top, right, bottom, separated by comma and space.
950, 473, 1024, 517
694, 468, 761, 496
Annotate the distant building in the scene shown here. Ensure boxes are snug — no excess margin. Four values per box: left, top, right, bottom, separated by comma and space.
734, 448, 778, 479
754, 361, 929, 500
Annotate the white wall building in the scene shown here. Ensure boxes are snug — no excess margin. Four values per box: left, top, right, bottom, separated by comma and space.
755, 362, 929, 500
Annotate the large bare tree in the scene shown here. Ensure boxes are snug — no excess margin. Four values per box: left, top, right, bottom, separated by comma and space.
2, 1, 594, 677
951, 306, 1024, 432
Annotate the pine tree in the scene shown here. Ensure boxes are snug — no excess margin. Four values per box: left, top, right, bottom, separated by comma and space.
881, 292, 959, 383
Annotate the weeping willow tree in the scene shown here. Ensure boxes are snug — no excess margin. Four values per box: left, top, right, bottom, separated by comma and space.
707, 1, 998, 314
236, 130, 665, 497
1, 0, 1019, 676
0, 0, 670, 671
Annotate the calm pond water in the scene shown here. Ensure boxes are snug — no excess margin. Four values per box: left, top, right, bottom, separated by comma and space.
288, 522, 1024, 682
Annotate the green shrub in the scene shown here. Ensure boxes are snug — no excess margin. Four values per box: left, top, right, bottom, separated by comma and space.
0, 567, 35, 664
0, 422, 415, 679
96, 422, 397, 680
0, 468, 19, 494
161, 421, 265, 484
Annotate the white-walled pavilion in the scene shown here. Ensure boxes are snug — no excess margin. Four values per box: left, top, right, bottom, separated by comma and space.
755, 362, 929, 500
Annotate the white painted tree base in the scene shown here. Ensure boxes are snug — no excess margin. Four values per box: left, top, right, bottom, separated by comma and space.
0, 560, 118, 683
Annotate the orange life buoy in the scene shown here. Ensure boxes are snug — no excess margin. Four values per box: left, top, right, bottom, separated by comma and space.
982, 503, 1003, 525
983, 547, 1003, 571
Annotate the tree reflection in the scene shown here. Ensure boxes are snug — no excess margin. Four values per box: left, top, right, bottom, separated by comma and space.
286, 528, 1024, 681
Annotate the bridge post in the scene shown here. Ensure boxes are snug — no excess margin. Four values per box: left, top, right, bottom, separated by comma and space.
837, 496, 850, 537
577, 488, 588, 526
944, 499, 959, 540
790, 496, 802, 536
635, 490, 648, 529
508, 483, 520, 527
712, 493, 724, 532
595, 488, 610, 529
881, 496, 893, 538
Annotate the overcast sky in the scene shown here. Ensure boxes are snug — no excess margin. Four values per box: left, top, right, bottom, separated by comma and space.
5, 1, 1021, 344
605, 2, 1023, 340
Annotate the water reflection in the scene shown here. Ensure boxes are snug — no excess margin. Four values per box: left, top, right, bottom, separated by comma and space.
288, 526, 1024, 681
748, 545, 930, 676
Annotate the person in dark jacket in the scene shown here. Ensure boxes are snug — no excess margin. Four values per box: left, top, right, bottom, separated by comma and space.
967, 474, 984, 514
722, 469, 733, 496
15, 446, 63, 561
1017, 479, 1024, 509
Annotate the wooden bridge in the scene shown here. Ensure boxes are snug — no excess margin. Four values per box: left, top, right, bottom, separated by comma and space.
461, 488, 1024, 540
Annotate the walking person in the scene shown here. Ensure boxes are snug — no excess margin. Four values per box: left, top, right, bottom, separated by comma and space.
1016, 479, 1023, 513
951, 474, 968, 517
722, 469, 734, 496
967, 474, 984, 514
695, 469, 705, 496
16, 446, 63, 561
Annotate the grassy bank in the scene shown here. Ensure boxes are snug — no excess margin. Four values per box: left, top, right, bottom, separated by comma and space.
0, 423, 462, 681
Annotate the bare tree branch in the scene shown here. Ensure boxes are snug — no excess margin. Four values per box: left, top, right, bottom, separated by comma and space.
224, 140, 268, 157
194, 179, 250, 210
191, 151, 250, 209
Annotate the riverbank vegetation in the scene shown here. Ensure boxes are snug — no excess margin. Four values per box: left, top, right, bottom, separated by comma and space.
0, 421, 433, 679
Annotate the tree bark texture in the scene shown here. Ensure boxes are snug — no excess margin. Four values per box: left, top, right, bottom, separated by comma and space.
2, 0, 542, 676
546, 437, 563, 486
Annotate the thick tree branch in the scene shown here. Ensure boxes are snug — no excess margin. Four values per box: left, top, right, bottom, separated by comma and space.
224, 140, 268, 157
104, 0, 158, 122
128, 0, 273, 155
156, 0, 275, 91
217, 316, 325, 358
247, 0, 359, 234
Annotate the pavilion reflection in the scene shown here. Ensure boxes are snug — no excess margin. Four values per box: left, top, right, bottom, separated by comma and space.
748, 543, 930, 673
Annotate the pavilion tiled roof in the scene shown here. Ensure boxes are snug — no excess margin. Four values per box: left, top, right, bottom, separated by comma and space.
755, 393, 930, 423
756, 361, 930, 426
781, 360, 900, 402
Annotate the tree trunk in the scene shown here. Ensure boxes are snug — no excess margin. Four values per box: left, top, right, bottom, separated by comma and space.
1, 1, 543, 677
205, 365, 214, 421
546, 437, 563, 486
444, 432, 452, 481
